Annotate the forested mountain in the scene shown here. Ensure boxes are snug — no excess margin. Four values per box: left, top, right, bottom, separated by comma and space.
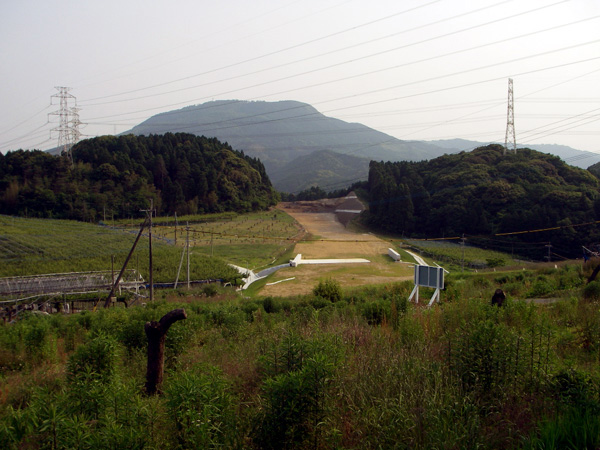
125, 100, 447, 191
367, 144, 600, 258
270, 149, 370, 194
0, 133, 278, 221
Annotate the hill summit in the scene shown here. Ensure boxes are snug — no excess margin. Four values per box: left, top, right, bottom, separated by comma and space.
126, 100, 447, 192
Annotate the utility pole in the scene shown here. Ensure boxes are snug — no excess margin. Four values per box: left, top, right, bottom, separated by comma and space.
504, 78, 516, 155
103, 219, 148, 308
545, 242, 552, 262
186, 222, 190, 289
141, 199, 155, 301
174, 212, 178, 246
461, 234, 466, 272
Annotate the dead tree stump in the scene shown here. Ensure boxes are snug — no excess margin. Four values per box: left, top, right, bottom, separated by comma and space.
145, 308, 187, 394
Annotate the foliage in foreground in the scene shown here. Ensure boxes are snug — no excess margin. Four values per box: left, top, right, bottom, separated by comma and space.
0, 269, 599, 449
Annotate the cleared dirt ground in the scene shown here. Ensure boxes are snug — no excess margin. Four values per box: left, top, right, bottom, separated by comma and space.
257, 201, 413, 297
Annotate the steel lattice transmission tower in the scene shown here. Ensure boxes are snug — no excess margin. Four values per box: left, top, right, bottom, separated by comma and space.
49, 86, 80, 165
504, 78, 516, 155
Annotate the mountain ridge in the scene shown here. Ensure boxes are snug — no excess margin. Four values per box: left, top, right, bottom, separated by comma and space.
119, 100, 600, 192
125, 100, 447, 191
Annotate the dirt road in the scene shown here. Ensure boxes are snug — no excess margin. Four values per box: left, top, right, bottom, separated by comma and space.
257, 201, 413, 297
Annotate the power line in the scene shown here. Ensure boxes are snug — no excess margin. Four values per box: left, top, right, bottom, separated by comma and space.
79, 0, 446, 104
80, 0, 581, 114
5, 1, 598, 157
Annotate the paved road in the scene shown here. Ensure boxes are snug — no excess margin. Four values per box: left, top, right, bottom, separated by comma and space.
405, 249, 427, 266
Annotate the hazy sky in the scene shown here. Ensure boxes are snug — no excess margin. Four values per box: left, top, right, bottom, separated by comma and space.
1, 0, 599, 156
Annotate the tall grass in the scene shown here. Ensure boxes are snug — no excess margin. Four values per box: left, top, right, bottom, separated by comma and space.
0, 268, 598, 449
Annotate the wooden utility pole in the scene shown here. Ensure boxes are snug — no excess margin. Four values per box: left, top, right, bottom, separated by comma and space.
103, 219, 148, 308
461, 234, 466, 272
144, 308, 187, 395
141, 199, 155, 301
174, 212, 178, 246
149, 199, 154, 301
186, 222, 190, 289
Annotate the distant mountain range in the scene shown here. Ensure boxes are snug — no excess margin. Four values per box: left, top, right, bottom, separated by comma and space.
116, 100, 600, 193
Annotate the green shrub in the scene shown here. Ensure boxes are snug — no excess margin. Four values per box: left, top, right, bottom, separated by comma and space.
67, 333, 118, 383
165, 366, 237, 449
262, 296, 280, 313
202, 284, 218, 297
20, 314, 55, 365
309, 296, 330, 310
583, 281, 600, 301
551, 368, 599, 410
486, 257, 505, 268
527, 279, 554, 298
313, 278, 342, 303
257, 354, 334, 449
360, 299, 390, 325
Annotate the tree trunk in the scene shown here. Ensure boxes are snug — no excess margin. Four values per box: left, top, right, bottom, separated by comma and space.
145, 308, 187, 394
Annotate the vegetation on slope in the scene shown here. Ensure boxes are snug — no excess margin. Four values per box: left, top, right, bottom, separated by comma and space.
0, 265, 599, 449
367, 144, 600, 259
0, 215, 239, 284
0, 133, 278, 221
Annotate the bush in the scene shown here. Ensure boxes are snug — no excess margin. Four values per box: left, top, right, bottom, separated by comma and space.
527, 279, 554, 298
257, 354, 334, 449
165, 366, 237, 449
312, 278, 342, 303
486, 257, 505, 268
202, 284, 219, 297
67, 333, 118, 383
551, 368, 599, 410
583, 280, 600, 301
360, 300, 390, 325
262, 296, 280, 313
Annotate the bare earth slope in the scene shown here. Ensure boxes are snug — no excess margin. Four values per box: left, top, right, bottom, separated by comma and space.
258, 199, 413, 297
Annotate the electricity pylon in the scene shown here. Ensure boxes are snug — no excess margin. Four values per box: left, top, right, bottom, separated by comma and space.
504, 78, 516, 155
49, 86, 79, 166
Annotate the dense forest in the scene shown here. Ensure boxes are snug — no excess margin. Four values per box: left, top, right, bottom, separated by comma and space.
0, 133, 278, 221
367, 144, 600, 259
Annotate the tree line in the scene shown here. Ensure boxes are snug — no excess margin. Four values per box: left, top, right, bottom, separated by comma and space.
0, 133, 279, 221
366, 144, 600, 259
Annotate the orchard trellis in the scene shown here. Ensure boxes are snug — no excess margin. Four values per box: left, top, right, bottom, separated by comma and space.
0, 269, 144, 304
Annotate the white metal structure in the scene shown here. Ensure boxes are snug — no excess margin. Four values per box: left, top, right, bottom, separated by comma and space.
408, 265, 445, 307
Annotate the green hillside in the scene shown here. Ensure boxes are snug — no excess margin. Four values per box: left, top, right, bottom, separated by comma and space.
367, 144, 600, 259
270, 149, 370, 193
0, 133, 278, 220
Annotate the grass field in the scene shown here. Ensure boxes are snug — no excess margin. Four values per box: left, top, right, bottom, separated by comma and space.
115, 209, 302, 271
401, 238, 516, 269
0, 215, 239, 284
